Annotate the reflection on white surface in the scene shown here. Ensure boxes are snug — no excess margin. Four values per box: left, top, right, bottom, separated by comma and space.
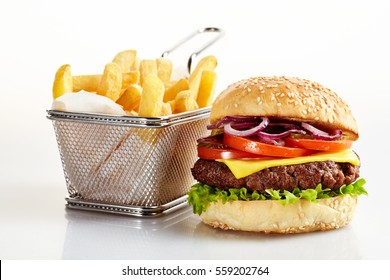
62, 206, 360, 260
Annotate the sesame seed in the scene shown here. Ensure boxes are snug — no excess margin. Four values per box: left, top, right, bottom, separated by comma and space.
234, 103, 238, 108
257, 96, 261, 102
277, 102, 282, 106
247, 87, 251, 92
259, 86, 264, 90
302, 110, 307, 115
271, 96, 275, 101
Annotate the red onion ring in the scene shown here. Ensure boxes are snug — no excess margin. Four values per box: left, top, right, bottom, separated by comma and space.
257, 129, 306, 139
224, 117, 270, 137
207, 116, 268, 130
301, 122, 342, 140
230, 122, 260, 130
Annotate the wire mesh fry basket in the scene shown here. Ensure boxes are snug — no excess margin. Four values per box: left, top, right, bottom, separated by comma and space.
48, 27, 224, 217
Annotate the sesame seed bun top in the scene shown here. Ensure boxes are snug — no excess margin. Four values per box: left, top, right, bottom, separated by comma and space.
210, 76, 359, 140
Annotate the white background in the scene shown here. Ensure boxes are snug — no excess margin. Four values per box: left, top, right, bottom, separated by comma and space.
0, 0, 389, 263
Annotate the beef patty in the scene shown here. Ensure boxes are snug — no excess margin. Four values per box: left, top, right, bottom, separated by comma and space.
191, 159, 360, 193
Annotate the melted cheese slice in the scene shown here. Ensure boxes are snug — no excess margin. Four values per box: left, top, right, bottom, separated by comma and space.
217, 149, 360, 179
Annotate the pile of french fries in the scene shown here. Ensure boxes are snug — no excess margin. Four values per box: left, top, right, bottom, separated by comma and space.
52, 50, 218, 117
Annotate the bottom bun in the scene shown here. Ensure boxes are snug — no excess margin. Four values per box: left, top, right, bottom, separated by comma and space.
200, 195, 358, 234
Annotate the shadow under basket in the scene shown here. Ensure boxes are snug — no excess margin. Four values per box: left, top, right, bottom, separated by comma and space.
47, 108, 210, 217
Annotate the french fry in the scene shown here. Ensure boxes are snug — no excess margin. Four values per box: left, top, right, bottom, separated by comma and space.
126, 110, 138, 116
163, 78, 189, 102
196, 70, 217, 108
174, 90, 199, 113
156, 57, 172, 84
52, 49, 219, 116
73, 72, 139, 93
116, 84, 142, 111
138, 75, 164, 117
132, 56, 141, 71
188, 55, 217, 99
139, 59, 157, 86
72, 75, 101, 92
168, 100, 175, 113
52, 64, 73, 99
97, 62, 122, 101
112, 50, 137, 72
121, 71, 140, 90
164, 80, 176, 89
160, 102, 172, 116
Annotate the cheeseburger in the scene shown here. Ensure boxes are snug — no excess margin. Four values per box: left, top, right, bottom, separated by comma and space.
188, 76, 367, 233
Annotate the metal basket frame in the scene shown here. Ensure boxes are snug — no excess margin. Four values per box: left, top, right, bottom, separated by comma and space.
48, 108, 210, 217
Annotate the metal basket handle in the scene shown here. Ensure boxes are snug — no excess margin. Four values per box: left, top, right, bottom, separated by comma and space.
161, 27, 224, 74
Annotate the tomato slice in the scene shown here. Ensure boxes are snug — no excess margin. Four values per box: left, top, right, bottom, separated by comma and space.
197, 145, 269, 160
284, 138, 353, 152
223, 134, 313, 158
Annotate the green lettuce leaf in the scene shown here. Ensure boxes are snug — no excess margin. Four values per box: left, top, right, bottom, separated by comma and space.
282, 190, 299, 205
187, 178, 367, 215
